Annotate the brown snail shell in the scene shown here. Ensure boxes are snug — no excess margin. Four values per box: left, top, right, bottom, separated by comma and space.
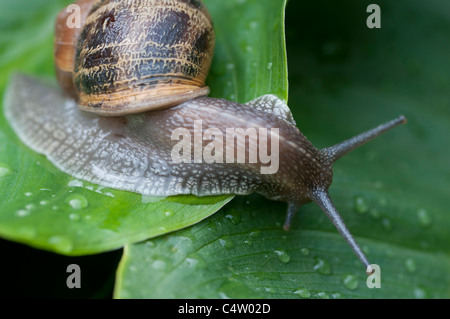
55, 0, 215, 115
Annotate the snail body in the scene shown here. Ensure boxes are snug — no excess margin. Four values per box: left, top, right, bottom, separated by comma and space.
4, 0, 407, 273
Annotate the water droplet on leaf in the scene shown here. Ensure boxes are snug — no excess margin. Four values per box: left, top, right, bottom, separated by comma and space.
65, 194, 89, 210
48, 235, 73, 253
219, 238, 234, 249
405, 258, 416, 273
301, 248, 310, 256
128, 265, 137, 272
293, 288, 311, 298
16, 209, 29, 217
69, 213, 80, 221
274, 250, 290, 264
414, 287, 428, 299
317, 292, 330, 299
249, 230, 261, 238
417, 208, 432, 227
354, 196, 369, 214
0, 163, 12, 178
164, 210, 174, 217
342, 274, 359, 290
225, 210, 242, 225
313, 258, 332, 275
152, 260, 166, 270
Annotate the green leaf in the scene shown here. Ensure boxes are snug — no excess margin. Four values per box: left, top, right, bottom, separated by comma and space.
115, 196, 450, 298
115, 0, 450, 298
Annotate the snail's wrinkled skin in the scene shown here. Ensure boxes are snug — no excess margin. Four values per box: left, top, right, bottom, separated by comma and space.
4, 74, 406, 273
5, 75, 328, 204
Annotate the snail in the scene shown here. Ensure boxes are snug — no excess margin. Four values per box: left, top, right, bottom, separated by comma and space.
3, 0, 407, 274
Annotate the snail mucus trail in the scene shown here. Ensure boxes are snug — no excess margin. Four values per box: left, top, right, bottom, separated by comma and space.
3, 0, 407, 274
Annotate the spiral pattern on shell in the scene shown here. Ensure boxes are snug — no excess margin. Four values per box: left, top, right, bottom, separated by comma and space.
56, 0, 215, 115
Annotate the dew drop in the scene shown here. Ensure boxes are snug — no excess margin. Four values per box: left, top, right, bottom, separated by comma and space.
219, 238, 234, 249
48, 235, 73, 253
274, 250, 290, 264
317, 292, 330, 299
152, 260, 166, 270
331, 292, 343, 299
225, 210, 242, 225
65, 194, 89, 210
244, 239, 252, 246
342, 274, 359, 290
249, 20, 258, 29
69, 213, 80, 221
40, 200, 49, 206
354, 196, 369, 214
128, 265, 137, 272
293, 288, 311, 298
417, 208, 432, 227
16, 209, 30, 217
267, 62, 273, 70
68, 179, 83, 188
249, 230, 261, 238
313, 258, 332, 275
25, 204, 35, 210
300, 248, 310, 256
405, 258, 416, 273
218, 292, 231, 299
164, 210, 174, 217
0, 163, 12, 178
414, 287, 428, 299
24, 192, 33, 197
226, 63, 235, 70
